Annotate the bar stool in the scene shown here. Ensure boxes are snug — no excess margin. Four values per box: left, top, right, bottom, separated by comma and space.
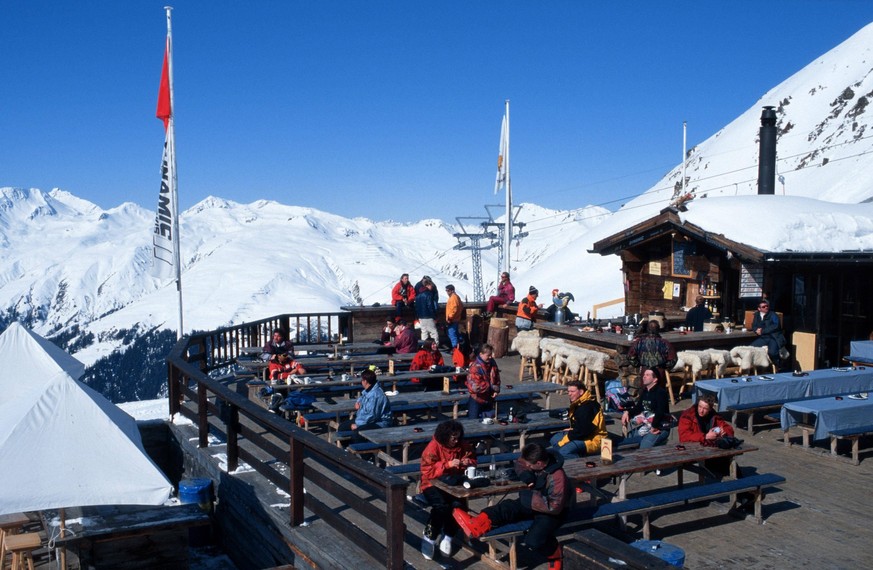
0, 513, 30, 567
517, 356, 539, 381
4, 532, 40, 570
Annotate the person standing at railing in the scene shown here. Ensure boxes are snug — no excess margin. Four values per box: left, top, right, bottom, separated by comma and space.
445, 284, 464, 348
414, 277, 440, 342
419, 420, 476, 561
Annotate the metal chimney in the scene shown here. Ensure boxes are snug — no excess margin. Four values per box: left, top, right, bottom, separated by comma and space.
757, 106, 777, 195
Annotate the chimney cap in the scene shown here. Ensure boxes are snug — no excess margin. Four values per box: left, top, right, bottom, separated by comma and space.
761, 106, 777, 125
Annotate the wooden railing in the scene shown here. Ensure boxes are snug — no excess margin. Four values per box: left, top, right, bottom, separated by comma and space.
167, 313, 407, 569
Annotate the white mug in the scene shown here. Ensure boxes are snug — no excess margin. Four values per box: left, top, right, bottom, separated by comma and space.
465, 466, 477, 479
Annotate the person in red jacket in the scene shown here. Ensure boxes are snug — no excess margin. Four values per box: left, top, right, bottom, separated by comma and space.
678, 395, 741, 479
410, 338, 445, 387
392, 320, 418, 354
391, 273, 416, 321
419, 420, 476, 560
485, 271, 516, 315
465, 344, 501, 419
678, 395, 735, 445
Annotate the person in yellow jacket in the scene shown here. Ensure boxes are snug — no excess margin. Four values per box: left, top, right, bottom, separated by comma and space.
444, 284, 464, 348
549, 380, 607, 458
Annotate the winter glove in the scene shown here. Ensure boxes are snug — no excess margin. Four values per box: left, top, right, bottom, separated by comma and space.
517, 470, 537, 486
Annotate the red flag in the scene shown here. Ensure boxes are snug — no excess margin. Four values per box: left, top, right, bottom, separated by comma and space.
156, 41, 171, 130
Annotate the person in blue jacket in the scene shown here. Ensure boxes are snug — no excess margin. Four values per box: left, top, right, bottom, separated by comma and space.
339, 369, 393, 440
750, 300, 786, 363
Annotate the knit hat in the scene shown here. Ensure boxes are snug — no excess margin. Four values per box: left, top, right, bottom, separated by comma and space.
529, 286, 539, 295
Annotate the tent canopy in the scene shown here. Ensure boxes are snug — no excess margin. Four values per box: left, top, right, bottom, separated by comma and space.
0, 323, 172, 515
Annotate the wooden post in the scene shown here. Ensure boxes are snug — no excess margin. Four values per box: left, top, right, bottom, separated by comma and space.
289, 436, 305, 526
227, 404, 239, 473
487, 318, 509, 358
198, 383, 209, 448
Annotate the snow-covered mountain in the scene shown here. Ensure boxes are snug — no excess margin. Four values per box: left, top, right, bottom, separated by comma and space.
3, 22, 873, 401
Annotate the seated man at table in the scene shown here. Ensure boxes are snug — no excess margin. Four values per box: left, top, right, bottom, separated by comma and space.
549, 380, 607, 458
750, 300, 787, 365
338, 369, 393, 440
261, 329, 306, 382
392, 320, 418, 354
620, 367, 672, 448
453, 443, 569, 569
419, 420, 477, 560
465, 344, 501, 419
410, 338, 446, 388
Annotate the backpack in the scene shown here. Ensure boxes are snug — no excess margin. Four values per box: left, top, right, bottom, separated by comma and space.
605, 379, 635, 412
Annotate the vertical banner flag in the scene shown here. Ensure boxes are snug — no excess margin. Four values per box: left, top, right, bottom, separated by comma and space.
152, 38, 175, 280
493, 113, 508, 194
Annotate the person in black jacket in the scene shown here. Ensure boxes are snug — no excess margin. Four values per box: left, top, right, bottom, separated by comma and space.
750, 300, 786, 363
549, 381, 607, 458
620, 367, 671, 448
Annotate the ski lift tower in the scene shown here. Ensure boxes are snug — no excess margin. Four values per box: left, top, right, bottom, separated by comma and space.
453, 217, 497, 302
483, 204, 528, 279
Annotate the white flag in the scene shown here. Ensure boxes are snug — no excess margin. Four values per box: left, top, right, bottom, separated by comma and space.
152, 135, 176, 280
152, 37, 177, 281
493, 113, 508, 194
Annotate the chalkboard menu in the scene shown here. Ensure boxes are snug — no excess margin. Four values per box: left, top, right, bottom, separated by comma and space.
671, 241, 694, 277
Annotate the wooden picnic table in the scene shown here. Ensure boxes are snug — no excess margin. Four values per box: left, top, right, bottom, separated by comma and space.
311, 380, 565, 425
430, 443, 759, 504
236, 352, 416, 379
241, 341, 391, 356
359, 410, 568, 464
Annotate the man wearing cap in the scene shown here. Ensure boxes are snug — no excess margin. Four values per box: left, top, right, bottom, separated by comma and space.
516, 286, 543, 331
445, 284, 464, 348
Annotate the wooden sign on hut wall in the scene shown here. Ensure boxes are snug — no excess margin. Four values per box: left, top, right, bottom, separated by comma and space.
740, 263, 764, 298
671, 240, 695, 277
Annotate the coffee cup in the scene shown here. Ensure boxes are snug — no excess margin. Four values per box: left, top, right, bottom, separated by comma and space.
465, 466, 476, 479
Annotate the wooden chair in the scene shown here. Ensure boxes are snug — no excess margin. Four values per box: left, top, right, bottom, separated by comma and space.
4, 532, 40, 570
0, 513, 30, 568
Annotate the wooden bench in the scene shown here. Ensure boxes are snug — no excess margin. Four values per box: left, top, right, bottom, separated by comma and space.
829, 424, 873, 465
727, 399, 789, 434
475, 473, 785, 569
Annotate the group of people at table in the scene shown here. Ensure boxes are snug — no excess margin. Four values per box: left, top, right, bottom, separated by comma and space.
257, 296, 781, 569
415, 364, 747, 569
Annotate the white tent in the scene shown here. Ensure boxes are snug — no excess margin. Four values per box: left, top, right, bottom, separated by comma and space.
0, 323, 173, 515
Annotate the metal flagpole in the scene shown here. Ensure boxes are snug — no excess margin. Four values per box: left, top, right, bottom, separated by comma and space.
165, 5, 184, 339
503, 99, 511, 275
682, 121, 687, 197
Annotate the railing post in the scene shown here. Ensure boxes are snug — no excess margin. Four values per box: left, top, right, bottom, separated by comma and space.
168, 363, 180, 417
198, 382, 209, 448
227, 403, 239, 473
289, 435, 305, 526
385, 484, 406, 570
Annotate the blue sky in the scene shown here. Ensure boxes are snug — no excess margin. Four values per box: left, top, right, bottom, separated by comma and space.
5, 1, 873, 222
